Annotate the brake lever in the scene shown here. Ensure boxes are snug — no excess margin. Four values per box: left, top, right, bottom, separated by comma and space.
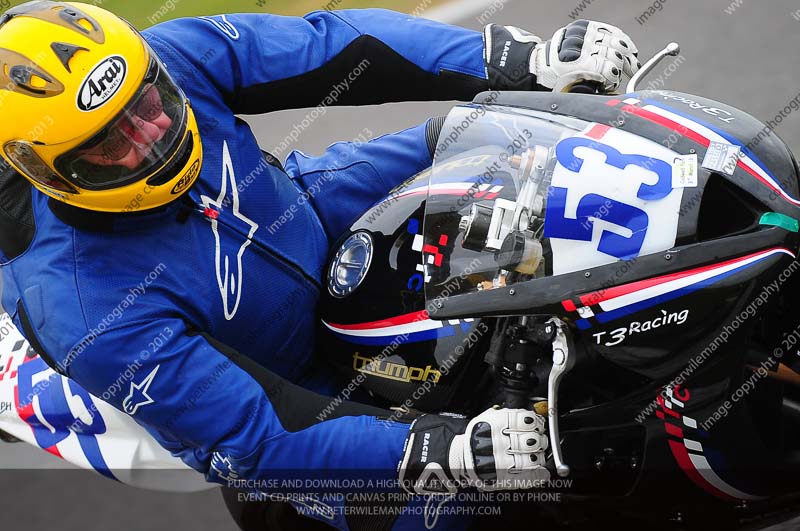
626, 42, 681, 93
545, 318, 575, 477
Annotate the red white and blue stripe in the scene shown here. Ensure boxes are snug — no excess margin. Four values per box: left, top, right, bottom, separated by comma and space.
393, 181, 503, 201
607, 97, 800, 206
322, 310, 475, 346
658, 386, 765, 501
563, 248, 795, 330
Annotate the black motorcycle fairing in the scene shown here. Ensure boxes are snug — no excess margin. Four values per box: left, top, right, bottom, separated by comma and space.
315, 92, 800, 528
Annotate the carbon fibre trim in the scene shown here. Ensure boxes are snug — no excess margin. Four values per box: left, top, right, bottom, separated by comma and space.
425, 116, 447, 158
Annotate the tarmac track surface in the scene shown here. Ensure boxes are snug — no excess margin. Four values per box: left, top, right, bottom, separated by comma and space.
2, 0, 799, 530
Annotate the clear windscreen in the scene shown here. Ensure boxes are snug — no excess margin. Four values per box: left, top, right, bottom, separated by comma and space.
422, 104, 685, 306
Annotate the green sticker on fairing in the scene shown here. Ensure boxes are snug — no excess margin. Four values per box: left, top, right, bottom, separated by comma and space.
760, 212, 799, 233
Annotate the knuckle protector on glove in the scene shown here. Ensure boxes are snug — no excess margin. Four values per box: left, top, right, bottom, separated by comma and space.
559, 20, 590, 62
508, 430, 547, 453
462, 408, 550, 490
540, 19, 638, 92
509, 409, 545, 431
468, 421, 498, 481
400, 408, 552, 493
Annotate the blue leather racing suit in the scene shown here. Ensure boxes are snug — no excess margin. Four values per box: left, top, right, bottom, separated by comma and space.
0, 10, 495, 530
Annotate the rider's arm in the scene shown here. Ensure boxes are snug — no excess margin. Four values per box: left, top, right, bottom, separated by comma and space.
64, 317, 409, 486
143, 9, 490, 112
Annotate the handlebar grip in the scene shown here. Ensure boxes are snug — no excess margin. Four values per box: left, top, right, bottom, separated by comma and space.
567, 81, 603, 94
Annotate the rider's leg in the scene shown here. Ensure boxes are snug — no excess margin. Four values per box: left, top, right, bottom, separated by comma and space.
283, 118, 445, 243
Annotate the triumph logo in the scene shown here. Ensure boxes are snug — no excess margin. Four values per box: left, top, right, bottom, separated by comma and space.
353, 353, 441, 384
77, 56, 127, 112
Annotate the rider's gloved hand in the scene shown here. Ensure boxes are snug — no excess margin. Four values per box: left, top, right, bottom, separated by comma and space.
397, 407, 550, 494
483, 19, 640, 93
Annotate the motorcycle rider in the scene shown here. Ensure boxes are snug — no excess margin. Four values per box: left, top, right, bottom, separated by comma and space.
0, 1, 639, 529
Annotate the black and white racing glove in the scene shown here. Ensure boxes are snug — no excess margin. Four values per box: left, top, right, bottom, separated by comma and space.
483, 19, 640, 93
397, 408, 550, 494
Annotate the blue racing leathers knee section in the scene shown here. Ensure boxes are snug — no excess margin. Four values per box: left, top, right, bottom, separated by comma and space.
284, 122, 434, 241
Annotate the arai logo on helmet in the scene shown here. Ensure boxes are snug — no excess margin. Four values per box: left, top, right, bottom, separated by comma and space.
76, 56, 128, 112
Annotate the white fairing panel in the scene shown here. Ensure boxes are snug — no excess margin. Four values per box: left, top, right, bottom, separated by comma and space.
548, 124, 686, 275
0, 313, 212, 492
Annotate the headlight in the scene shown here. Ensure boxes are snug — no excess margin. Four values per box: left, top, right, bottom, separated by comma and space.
327, 232, 373, 298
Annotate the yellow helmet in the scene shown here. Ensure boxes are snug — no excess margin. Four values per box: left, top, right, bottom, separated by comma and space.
0, 1, 202, 212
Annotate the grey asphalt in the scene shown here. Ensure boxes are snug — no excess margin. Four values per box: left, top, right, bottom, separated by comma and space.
2, 0, 800, 530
